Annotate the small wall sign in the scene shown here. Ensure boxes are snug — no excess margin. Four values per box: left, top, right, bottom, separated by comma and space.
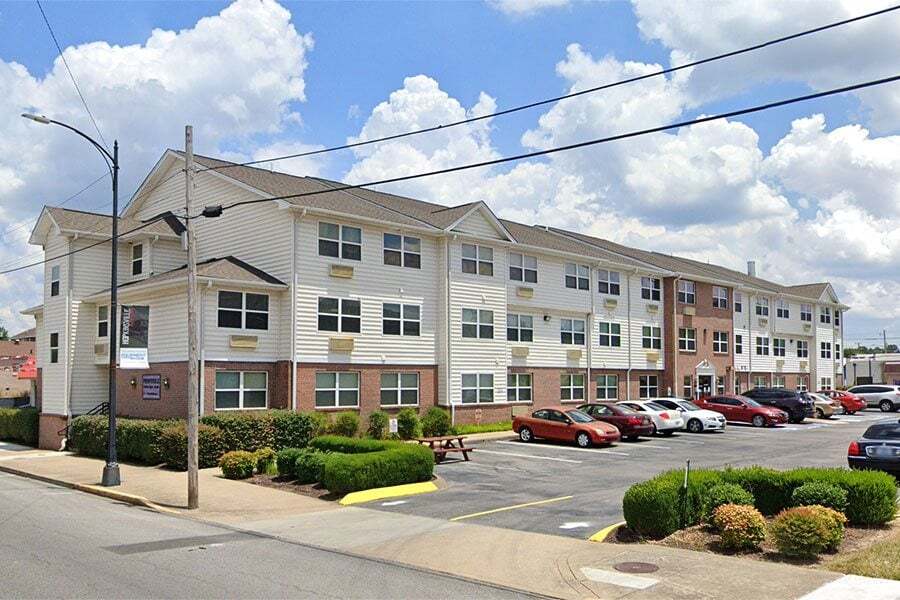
142, 374, 161, 400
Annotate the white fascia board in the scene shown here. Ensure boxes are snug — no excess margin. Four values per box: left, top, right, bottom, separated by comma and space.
282, 203, 441, 236
445, 202, 516, 242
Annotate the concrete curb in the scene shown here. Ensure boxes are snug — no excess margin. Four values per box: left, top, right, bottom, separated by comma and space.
588, 520, 626, 542
339, 481, 439, 506
458, 430, 516, 442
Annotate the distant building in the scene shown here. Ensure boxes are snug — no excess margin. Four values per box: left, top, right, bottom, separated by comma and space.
0, 337, 35, 404
12, 328, 36, 342
845, 353, 900, 387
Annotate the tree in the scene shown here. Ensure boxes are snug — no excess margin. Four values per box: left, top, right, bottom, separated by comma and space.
0, 326, 7, 340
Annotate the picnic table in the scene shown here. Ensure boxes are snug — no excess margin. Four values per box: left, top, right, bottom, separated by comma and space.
415, 435, 475, 463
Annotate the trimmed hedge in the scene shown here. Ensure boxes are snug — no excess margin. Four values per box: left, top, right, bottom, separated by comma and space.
792, 482, 848, 513
309, 435, 434, 494
703, 483, 754, 521
159, 423, 225, 471
219, 450, 256, 479
331, 411, 360, 438
0, 407, 39, 446
294, 449, 327, 484
69, 415, 173, 464
200, 410, 325, 453
254, 447, 277, 475
276, 448, 305, 477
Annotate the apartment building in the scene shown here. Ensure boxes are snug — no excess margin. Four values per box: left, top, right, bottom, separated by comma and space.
24, 150, 847, 448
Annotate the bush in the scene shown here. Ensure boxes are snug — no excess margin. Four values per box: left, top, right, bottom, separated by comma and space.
310, 435, 394, 454
69, 415, 172, 464
331, 411, 360, 438
200, 412, 274, 452
294, 449, 327, 484
254, 447, 277, 475
309, 411, 330, 437
623, 478, 682, 539
0, 407, 39, 446
276, 448, 305, 477
770, 505, 847, 558
219, 450, 256, 479
272, 411, 319, 450
396, 408, 420, 440
421, 408, 451, 437
792, 482, 848, 513
722, 467, 792, 516
69, 415, 108, 457
452, 420, 512, 435
159, 423, 225, 471
703, 483, 754, 521
367, 411, 389, 440
712, 504, 767, 552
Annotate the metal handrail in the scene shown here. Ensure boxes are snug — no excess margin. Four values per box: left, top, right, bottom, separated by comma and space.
58, 402, 109, 438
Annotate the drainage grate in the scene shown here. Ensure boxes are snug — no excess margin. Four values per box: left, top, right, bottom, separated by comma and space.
614, 561, 659, 574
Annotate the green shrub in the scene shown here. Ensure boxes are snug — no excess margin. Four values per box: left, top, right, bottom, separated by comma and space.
396, 408, 420, 440
0, 407, 39, 446
703, 483, 754, 521
219, 450, 256, 479
159, 423, 225, 471
309, 411, 330, 436
452, 421, 512, 435
200, 412, 274, 452
310, 435, 396, 454
254, 447, 277, 475
623, 478, 682, 539
712, 504, 767, 552
320, 443, 434, 494
272, 411, 319, 449
276, 448, 305, 477
69, 415, 108, 457
367, 411, 389, 440
331, 411, 360, 437
421, 408, 451, 437
770, 505, 847, 557
69, 415, 171, 464
792, 482, 848, 513
722, 467, 793, 515
294, 449, 327, 484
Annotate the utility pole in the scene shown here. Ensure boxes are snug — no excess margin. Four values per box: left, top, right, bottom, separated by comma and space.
884, 329, 888, 355
185, 125, 199, 509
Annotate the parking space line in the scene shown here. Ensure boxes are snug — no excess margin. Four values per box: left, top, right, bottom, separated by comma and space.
477, 449, 584, 463
449, 495, 573, 522
496, 441, 630, 456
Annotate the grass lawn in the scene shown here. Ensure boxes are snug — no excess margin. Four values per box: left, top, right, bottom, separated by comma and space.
453, 421, 512, 435
825, 530, 900, 580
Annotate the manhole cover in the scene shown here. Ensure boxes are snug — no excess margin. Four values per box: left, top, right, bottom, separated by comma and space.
614, 562, 659, 574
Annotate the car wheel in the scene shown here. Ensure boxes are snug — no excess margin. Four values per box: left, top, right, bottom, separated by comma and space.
879, 399, 895, 413
752, 415, 766, 428
649, 423, 658, 436
815, 408, 825, 419
519, 427, 533, 442
576, 432, 591, 448
687, 419, 703, 433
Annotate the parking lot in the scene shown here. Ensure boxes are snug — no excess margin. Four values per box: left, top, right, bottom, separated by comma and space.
371, 411, 895, 539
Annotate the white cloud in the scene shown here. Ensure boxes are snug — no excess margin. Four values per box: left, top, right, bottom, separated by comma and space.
487, 0, 570, 18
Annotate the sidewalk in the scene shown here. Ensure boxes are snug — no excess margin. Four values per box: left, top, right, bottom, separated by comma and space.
2, 447, 894, 600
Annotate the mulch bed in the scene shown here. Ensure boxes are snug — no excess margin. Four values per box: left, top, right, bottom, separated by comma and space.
247, 474, 340, 501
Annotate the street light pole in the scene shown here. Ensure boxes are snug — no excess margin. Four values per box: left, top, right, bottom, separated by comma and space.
21, 113, 121, 487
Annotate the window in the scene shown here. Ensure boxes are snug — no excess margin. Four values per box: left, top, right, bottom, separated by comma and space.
462, 244, 493, 276
756, 336, 769, 356
383, 234, 421, 268
642, 326, 661, 349
820, 377, 833, 391
598, 322, 621, 347
597, 270, 620, 295
776, 299, 790, 319
835, 343, 841, 358
561, 318, 585, 345
509, 252, 537, 283
49, 332, 59, 364
800, 304, 813, 322
380, 373, 419, 406
318, 222, 361, 261
218, 291, 269, 330
677, 280, 696, 304
97, 306, 108, 338
797, 340, 809, 358
773, 338, 786, 357
678, 327, 696, 351
683, 375, 692, 398
716, 376, 725, 395
820, 342, 832, 359
315, 372, 359, 408
461, 373, 493, 403
712, 286, 728, 309
753, 375, 768, 388
835, 310, 841, 326
713, 331, 728, 354
755, 297, 769, 316
820, 307, 832, 324
50, 265, 60, 297
639, 375, 658, 399
131, 244, 144, 276
382, 303, 420, 336
641, 277, 661, 301
773, 375, 786, 389
507, 373, 532, 402
462, 308, 494, 339
565, 263, 590, 290
215, 371, 267, 410
735, 334, 743, 354
798, 377, 808, 392
734, 379, 742, 394
734, 292, 743, 313
506, 314, 533, 342
560, 373, 585, 401
596, 374, 618, 399
317, 297, 361, 333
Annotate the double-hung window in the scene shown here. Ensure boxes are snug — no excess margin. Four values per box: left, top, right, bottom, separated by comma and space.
507, 374, 532, 402
641, 276, 661, 301
776, 299, 790, 319
597, 270, 620, 295
797, 340, 809, 358
380, 373, 419, 406
820, 377, 833, 390
716, 376, 725, 395
132, 244, 144, 276
773, 375, 786, 389
596, 374, 618, 399
800, 304, 813, 322
642, 326, 661, 349
461, 373, 493, 403
639, 375, 658, 399
50, 265, 60, 297
509, 252, 537, 283
215, 371, 267, 410
315, 372, 359, 408
735, 334, 743, 354
820, 342, 832, 359
382, 303, 420, 336
565, 263, 590, 290
462, 244, 493, 276
506, 314, 533, 342
835, 310, 841, 326
712, 286, 728, 309
318, 297, 361, 332
97, 306, 108, 338
678, 327, 696, 351
560, 318, 585, 345
753, 375, 768, 388
49, 332, 59, 364
560, 373, 585, 401
683, 375, 692, 398
218, 291, 269, 330
462, 308, 493, 339
755, 297, 769, 316
835, 343, 841, 357
677, 280, 696, 304
383, 234, 420, 268
598, 322, 621, 347
319, 222, 361, 260
820, 307, 832, 324
773, 338, 786, 357
797, 377, 808, 392
756, 336, 770, 356
713, 331, 728, 354
734, 292, 743, 313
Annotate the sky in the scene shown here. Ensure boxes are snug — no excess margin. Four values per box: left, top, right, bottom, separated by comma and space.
1, 0, 899, 349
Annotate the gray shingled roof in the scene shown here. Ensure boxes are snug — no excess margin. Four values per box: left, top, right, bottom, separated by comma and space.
47, 207, 175, 238
785, 283, 831, 300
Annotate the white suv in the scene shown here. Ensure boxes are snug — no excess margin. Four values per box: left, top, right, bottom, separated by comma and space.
847, 385, 900, 412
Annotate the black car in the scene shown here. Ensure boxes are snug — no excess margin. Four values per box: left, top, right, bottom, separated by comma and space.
848, 420, 900, 476
741, 388, 813, 423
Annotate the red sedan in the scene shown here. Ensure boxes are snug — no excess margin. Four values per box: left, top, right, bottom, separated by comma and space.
577, 402, 654, 440
695, 394, 788, 427
819, 389, 866, 415
513, 406, 621, 448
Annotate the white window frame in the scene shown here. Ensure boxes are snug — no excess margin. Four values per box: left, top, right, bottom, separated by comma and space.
820, 306, 832, 324
383, 233, 421, 269
641, 277, 661, 301
462, 243, 493, 276
596, 374, 618, 399
753, 375, 768, 388
597, 270, 620, 296
734, 292, 743, 313
462, 308, 494, 339
776, 299, 790, 319
215, 371, 268, 411
835, 343, 841, 358
677, 280, 696, 304
756, 336, 770, 356
507, 373, 533, 403
735, 334, 743, 354
713, 331, 728, 354
598, 321, 621, 347
716, 376, 725, 395
561, 318, 586, 345
639, 375, 658, 399
318, 222, 362, 261
218, 291, 270, 331
131, 243, 144, 276
49, 332, 59, 364
97, 305, 109, 339
509, 252, 537, 283
835, 310, 841, 326
820, 341, 832, 359
796, 340, 809, 358
50, 265, 60, 297
642, 325, 661, 349
712, 286, 728, 309
506, 314, 534, 342
797, 377, 808, 392
800, 304, 813, 322
755, 297, 769, 316
315, 372, 360, 408
560, 373, 585, 402
380, 372, 420, 406
382, 303, 421, 336
773, 338, 786, 357
678, 327, 697, 351
682, 375, 693, 398
773, 375, 786, 389
461, 373, 494, 404
565, 263, 590, 291
820, 377, 833, 391
317, 297, 361, 333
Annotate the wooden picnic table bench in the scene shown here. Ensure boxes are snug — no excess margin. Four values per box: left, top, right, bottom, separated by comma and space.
415, 435, 475, 463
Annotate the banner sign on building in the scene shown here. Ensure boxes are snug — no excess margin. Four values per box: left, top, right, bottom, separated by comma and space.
119, 305, 150, 369
141, 374, 161, 400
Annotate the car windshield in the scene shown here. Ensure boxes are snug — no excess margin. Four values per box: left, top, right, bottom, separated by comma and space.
743, 398, 762, 408
614, 404, 637, 414
646, 402, 669, 411
677, 401, 701, 411
566, 409, 595, 424
864, 423, 900, 440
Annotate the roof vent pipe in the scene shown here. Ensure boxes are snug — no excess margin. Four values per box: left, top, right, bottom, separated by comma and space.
747, 260, 757, 277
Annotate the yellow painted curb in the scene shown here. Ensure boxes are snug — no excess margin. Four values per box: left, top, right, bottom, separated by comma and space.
589, 520, 626, 542
339, 481, 438, 506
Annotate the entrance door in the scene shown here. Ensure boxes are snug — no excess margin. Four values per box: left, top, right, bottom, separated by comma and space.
698, 375, 713, 399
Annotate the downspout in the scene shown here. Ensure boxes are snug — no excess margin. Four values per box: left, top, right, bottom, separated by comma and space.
671, 275, 681, 398
626, 270, 634, 400
291, 209, 305, 411
445, 235, 453, 426
747, 291, 753, 386
587, 266, 595, 401
199, 283, 206, 414
65, 237, 75, 417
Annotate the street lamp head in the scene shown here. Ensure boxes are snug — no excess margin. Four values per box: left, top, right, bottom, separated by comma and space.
21, 113, 51, 124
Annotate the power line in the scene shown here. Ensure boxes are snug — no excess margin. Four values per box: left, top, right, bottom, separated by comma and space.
191, 4, 900, 176
35, 0, 109, 152
0, 172, 109, 238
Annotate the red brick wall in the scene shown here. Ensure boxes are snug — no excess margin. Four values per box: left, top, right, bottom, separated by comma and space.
38, 413, 67, 450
